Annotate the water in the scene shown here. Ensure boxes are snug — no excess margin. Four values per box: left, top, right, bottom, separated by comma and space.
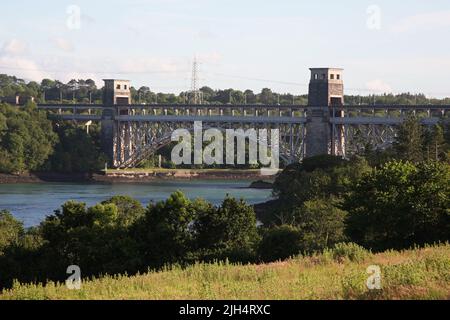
0, 180, 273, 227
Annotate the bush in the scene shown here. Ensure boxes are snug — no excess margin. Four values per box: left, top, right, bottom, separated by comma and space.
330, 243, 370, 263
0, 211, 24, 255
293, 198, 347, 253
344, 160, 450, 251
258, 225, 302, 262
194, 196, 260, 263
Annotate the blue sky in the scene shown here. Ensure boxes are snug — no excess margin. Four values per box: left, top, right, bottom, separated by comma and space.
1, 0, 450, 97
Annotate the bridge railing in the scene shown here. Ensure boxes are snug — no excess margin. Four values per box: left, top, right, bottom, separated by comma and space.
38, 103, 310, 119
330, 105, 450, 122
37, 103, 450, 123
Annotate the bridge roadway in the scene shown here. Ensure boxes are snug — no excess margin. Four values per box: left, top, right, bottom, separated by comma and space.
37, 103, 450, 126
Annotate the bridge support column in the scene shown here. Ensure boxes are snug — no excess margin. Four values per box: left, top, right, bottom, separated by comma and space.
101, 110, 115, 166
305, 107, 331, 158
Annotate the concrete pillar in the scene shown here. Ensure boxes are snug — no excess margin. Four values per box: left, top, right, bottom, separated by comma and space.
304, 107, 330, 158
101, 108, 116, 166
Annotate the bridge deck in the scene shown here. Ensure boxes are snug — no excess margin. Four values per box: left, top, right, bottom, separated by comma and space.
38, 103, 449, 124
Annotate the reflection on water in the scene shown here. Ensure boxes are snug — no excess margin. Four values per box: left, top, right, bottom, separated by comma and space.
0, 180, 273, 227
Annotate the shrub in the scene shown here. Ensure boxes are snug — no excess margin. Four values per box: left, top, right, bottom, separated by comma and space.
258, 225, 302, 262
331, 243, 370, 263
344, 160, 450, 251
293, 198, 347, 253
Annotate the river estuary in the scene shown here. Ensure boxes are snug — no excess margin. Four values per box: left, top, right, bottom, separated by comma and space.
0, 180, 273, 227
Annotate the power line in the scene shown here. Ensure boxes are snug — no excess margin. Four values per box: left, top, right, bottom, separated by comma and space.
1, 64, 449, 97
0, 64, 190, 75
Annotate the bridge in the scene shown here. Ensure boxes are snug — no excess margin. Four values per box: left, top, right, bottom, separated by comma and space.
37, 69, 450, 168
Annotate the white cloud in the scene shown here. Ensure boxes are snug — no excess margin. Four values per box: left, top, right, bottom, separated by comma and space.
366, 79, 392, 94
119, 57, 182, 74
53, 38, 75, 52
391, 11, 450, 33
0, 56, 50, 81
2, 39, 28, 55
197, 52, 222, 64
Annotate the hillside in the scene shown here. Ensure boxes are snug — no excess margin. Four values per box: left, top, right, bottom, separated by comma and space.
1, 244, 449, 300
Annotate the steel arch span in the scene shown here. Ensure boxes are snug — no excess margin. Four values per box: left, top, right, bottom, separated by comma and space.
111, 120, 307, 169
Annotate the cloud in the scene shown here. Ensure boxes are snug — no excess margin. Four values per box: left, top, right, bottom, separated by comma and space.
391, 11, 450, 33
197, 52, 222, 64
119, 57, 183, 74
366, 79, 392, 94
0, 56, 50, 81
2, 39, 28, 55
53, 38, 75, 52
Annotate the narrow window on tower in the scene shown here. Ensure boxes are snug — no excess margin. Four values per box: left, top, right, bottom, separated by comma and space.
330, 74, 335, 80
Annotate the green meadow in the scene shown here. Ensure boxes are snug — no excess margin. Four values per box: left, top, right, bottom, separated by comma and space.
2, 244, 448, 300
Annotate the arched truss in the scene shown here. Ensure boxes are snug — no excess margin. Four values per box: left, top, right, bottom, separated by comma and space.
331, 121, 443, 158
332, 123, 398, 157
113, 121, 307, 168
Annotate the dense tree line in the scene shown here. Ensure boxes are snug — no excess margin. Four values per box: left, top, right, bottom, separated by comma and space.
0, 102, 106, 174
0, 193, 260, 288
0, 103, 57, 173
2, 74, 450, 105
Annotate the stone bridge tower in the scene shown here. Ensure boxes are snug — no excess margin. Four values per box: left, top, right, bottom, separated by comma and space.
101, 80, 131, 165
305, 68, 345, 158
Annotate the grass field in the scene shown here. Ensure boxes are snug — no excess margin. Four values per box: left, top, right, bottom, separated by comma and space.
1, 244, 449, 300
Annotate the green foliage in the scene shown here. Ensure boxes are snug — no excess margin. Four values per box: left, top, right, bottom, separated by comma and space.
46, 123, 107, 173
0, 211, 24, 255
101, 195, 145, 227
424, 124, 448, 162
194, 196, 260, 262
2, 244, 449, 300
37, 200, 141, 279
134, 191, 206, 267
258, 225, 303, 262
329, 243, 369, 263
293, 198, 347, 253
344, 160, 450, 251
270, 155, 370, 225
0, 103, 57, 173
393, 116, 425, 163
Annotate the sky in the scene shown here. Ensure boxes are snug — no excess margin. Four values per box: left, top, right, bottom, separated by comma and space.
1, 0, 450, 97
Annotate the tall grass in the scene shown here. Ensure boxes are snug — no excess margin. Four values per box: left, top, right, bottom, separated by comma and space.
1, 244, 449, 300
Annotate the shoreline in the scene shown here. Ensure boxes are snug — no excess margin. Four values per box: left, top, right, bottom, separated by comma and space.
0, 170, 276, 185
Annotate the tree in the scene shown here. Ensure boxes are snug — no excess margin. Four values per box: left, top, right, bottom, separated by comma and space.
40, 200, 140, 277
101, 195, 145, 227
393, 116, 424, 163
424, 124, 448, 161
270, 155, 369, 225
0, 103, 57, 173
260, 88, 274, 104
344, 160, 450, 251
134, 191, 206, 267
47, 123, 107, 173
293, 198, 347, 253
0, 211, 24, 255
194, 196, 260, 262
258, 225, 302, 262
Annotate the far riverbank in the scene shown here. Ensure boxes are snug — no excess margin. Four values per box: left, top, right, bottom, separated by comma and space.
0, 169, 276, 185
